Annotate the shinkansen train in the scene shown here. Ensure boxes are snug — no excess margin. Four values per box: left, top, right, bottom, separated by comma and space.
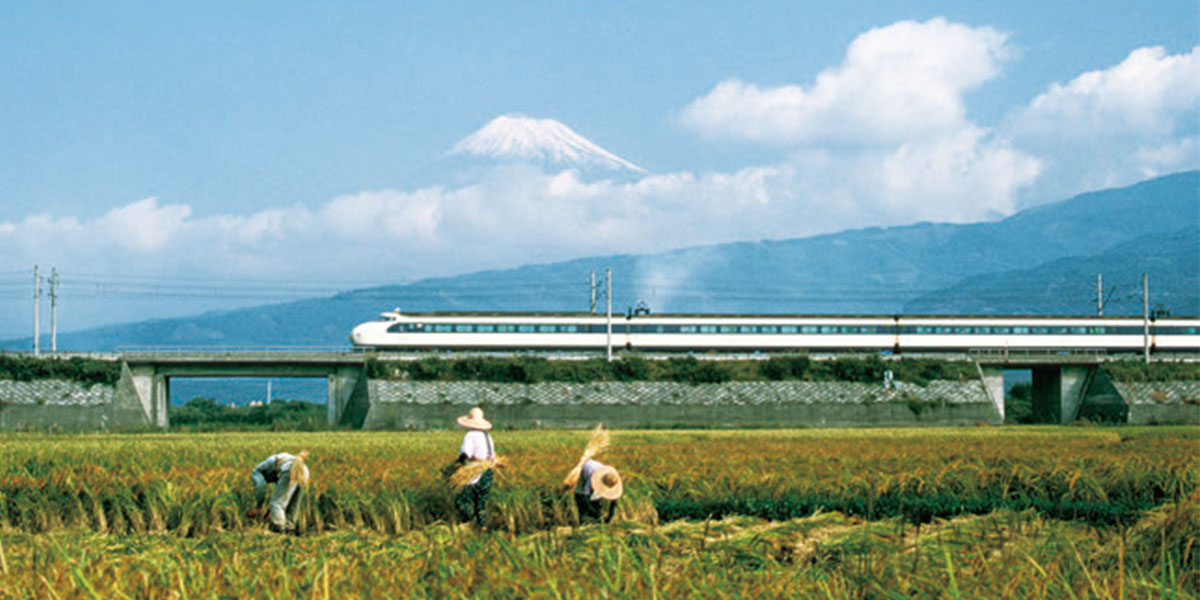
350, 309, 1200, 354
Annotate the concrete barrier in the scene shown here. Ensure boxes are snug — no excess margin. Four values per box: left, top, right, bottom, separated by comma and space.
362, 379, 1001, 429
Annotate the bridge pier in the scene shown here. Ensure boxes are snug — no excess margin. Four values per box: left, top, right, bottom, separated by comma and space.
115, 364, 169, 428
327, 365, 371, 428
979, 366, 1006, 422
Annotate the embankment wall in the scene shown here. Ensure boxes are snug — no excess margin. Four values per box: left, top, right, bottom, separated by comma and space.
363, 379, 1000, 429
0, 379, 148, 430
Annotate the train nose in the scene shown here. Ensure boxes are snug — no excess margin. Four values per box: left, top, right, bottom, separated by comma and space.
350, 324, 367, 345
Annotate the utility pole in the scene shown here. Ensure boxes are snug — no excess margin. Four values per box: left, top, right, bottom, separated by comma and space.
1096, 273, 1103, 316
1142, 273, 1150, 364
50, 268, 58, 354
605, 268, 613, 362
590, 270, 597, 314
32, 265, 40, 356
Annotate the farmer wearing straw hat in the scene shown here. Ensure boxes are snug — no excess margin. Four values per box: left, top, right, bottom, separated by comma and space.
574, 459, 622, 523
448, 407, 496, 530
562, 424, 622, 523
248, 450, 310, 533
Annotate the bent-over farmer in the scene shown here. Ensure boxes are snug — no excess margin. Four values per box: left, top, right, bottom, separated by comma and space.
575, 459, 622, 523
249, 450, 310, 533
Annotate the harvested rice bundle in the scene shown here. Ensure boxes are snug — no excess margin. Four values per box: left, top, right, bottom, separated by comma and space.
562, 424, 610, 489
449, 456, 508, 490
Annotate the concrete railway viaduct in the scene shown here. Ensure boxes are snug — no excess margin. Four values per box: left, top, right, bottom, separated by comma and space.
102, 350, 1184, 429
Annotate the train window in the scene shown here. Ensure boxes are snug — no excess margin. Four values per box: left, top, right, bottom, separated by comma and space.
538, 325, 556, 333
820, 326, 836, 334
801, 326, 819, 334
719, 325, 736, 333
495, 325, 515, 333
994, 327, 1010, 334
433, 324, 453, 332
560, 325, 577, 333
739, 326, 758, 333
1032, 327, 1049, 334
476, 325, 495, 332
680, 325, 698, 333
780, 326, 797, 334
700, 325, 717, 333
761, 326, 778, 333
518, 325, 536, 333
858, 326, 876, 334
455, 325, 473, 333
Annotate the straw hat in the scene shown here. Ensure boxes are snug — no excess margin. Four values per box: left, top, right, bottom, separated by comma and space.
455, 407, 492, 430
589, 464, 623, 501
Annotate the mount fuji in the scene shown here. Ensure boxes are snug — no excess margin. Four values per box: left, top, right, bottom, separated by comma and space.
427, 114, 646, 182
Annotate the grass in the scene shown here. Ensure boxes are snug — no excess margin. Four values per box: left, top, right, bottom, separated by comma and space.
0, 427, 1195, 598
1, 507, 1194, 598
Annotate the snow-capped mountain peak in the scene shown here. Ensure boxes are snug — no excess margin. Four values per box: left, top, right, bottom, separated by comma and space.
449, 114, 646, 173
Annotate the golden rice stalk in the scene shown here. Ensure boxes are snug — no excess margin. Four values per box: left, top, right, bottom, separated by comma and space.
449, 456, 507, 490
562, 424, 610, 489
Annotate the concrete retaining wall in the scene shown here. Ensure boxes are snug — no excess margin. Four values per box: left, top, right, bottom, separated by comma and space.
363, 379, 1000, 429
0, 379, 149, 430
1112, 381, 1200, 425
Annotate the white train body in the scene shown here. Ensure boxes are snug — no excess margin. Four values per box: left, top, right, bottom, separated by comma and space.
350, 310, 1200, 354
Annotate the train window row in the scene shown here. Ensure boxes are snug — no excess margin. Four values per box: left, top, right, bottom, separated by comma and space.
389, 323, 1196, 335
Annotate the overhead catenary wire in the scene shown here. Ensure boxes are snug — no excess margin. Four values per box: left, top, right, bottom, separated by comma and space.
0, 267, 1177, 316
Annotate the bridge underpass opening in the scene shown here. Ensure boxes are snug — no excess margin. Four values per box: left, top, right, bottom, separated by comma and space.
168, 377, 327, 428
1000, 366, 1093, 425
1003, 369, 1036, 424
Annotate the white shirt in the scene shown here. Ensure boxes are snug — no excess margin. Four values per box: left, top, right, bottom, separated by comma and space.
253, 453, 300, 481
576, 459, 603, 496
459, 430, 495, 461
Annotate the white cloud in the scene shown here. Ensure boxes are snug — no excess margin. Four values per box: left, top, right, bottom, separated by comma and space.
878, 127, 1042, 220
320, 189, 445, 242
1006, 45, 1200, 201
675, 17, 1039, 223
1012, 46, 1199, 140
97, 197, 191, 251
679, 18, 1011, 144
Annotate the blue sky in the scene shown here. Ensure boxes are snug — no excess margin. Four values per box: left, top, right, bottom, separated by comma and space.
2, 2, 1198, 339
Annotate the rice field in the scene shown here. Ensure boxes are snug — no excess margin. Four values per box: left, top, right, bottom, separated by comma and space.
0, 427, 1196, 598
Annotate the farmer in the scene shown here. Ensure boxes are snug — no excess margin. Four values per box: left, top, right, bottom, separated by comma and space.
562, 425, 622, 524
449, 407, 496, 530
574, 459, 622, 523
248, 450, 310, 533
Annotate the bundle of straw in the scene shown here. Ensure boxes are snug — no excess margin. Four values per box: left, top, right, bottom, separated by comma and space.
448, 456, 507, 490
562, 424, 610, 489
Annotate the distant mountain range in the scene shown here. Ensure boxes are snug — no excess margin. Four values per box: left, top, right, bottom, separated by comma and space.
4, 170, 1197, 352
